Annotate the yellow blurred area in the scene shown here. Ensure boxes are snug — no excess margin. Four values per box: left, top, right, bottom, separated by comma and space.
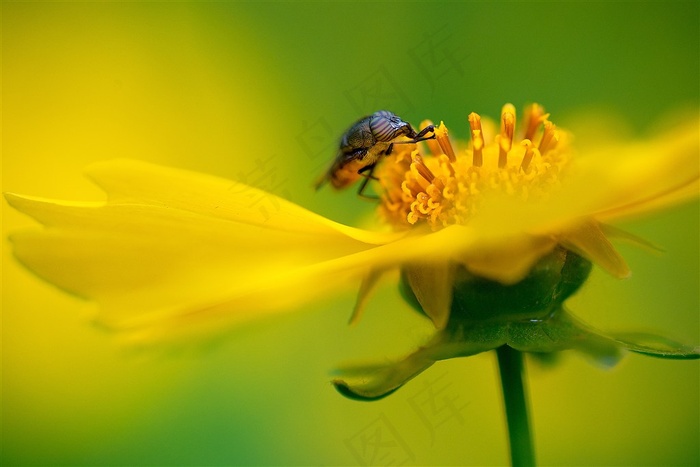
3, 2, 698, 466
3, 3, 295, 195
3, 3, 305, 464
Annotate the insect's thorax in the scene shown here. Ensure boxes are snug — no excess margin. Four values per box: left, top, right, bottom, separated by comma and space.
363, 141, 391, 161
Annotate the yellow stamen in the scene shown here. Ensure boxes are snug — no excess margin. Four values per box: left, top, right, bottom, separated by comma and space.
435, 122, 456, 162
440, 153, 456, 178
520, 139, 538, 172
412, 153, 435, 183
468, 112, 484, 167
378, 104, 572, 231
539, 120, 559, 154
523, 103, 549, 141
498, 104, 516, 168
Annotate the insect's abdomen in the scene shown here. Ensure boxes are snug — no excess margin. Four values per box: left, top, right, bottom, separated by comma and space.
329, 159, 365, 188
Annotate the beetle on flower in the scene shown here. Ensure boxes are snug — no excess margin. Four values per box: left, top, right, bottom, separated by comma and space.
315, 110, 435, 196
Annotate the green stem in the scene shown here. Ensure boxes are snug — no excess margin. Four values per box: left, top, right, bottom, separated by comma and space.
496, 345, 535, 467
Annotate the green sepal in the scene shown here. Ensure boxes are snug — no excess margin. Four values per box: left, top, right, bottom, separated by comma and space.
398, 268, 426, 316
447, 248, 592, 325
331, 354, 435, 401
609, 332, 700, 359
336, 248, 698, 401
433, 307, 625, 365
333, 305, 700, 401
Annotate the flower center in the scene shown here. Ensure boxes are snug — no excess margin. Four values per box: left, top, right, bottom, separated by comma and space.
378, 104, 572, 230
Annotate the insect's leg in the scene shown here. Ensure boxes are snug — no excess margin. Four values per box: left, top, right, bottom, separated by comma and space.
411, 135, 436, 143
414, 124, 435, 139
358, 164, 378, 179
393, 134, 436, 145
384, 143, 394, 156
393, 125, 436, 146
357, 164, 379, 200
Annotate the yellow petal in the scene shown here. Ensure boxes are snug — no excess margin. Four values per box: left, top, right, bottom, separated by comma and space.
576, 118, 699, 222
6, 159, 415, 344
562, 221, 630, 279
361, 225, 556, 285
6, 193, 373, 335
403, 262, 454, 329
456, 234, 558, 284
348, 268, 386, 325
85, 159, 402, 244
554, 118, 698, 229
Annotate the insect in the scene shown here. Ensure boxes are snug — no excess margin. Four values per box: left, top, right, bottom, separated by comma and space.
315, 110, 435, 196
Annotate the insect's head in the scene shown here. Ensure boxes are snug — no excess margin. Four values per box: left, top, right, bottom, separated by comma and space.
374, 110, 415, 138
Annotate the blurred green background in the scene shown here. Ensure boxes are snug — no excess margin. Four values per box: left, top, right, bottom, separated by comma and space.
3, 2, 698, 466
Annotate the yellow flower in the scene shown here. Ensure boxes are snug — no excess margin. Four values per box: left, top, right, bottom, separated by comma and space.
369, 104, 700, 328
6, 104, 699, 364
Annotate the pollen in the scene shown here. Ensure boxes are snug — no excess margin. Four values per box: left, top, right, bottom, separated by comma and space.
378, 104, 572, 230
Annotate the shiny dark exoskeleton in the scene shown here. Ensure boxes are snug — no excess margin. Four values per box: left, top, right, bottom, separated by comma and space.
315, 110, 435, 196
